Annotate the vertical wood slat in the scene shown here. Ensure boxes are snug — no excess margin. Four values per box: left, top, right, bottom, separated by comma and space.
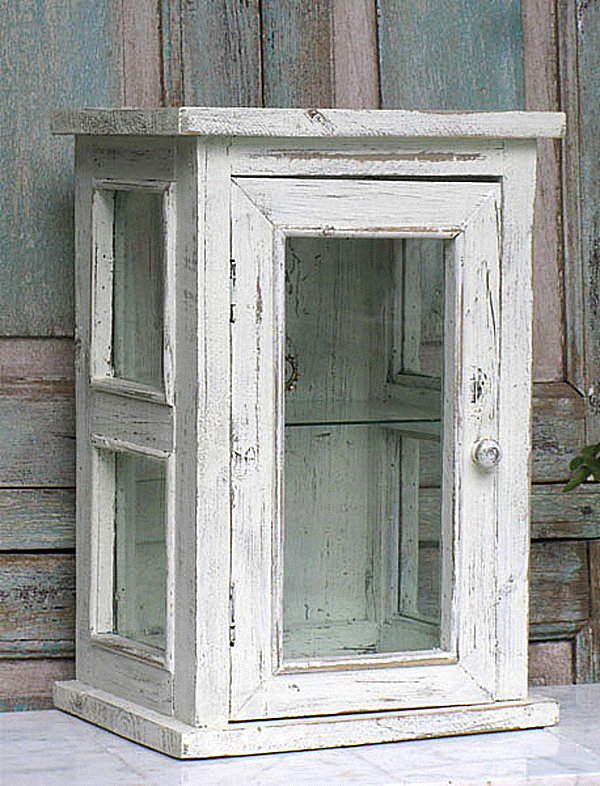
557, 0, 585, 391
161, 0, 183, 106
261, 0, 334, 107
0, 1, 123, 336
122, 0, 163, 107
182, 0, 261, 106
376, 0, 525, 111
522, 0, 565, 382
332, 0, 379, 108
574, 1, 600, 423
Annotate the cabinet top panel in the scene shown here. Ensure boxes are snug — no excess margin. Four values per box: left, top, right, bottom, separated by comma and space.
52, 108, 565, 140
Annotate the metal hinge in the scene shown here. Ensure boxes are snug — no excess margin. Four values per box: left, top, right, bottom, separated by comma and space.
230, 259, 237, 324
229, 582, 236, 646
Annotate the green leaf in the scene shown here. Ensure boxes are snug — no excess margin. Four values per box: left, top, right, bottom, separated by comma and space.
563, 466, 591, 493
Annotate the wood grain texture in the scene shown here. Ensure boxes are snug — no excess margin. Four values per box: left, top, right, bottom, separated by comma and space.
582, 540, 600, 682
557, 0, 585, 390
53, 107, 566, 139
262, 0, 334, 107
528, 641, 574, 686
576, 0, 600, 436
529, 541, 588, 626
332, 0, 379, 109
531, 485, 600, 539
0, 554, 74, 657
531, 383, 586, 482
122, 0, 162, 107
0, 658, 74, 711
181, 0, 261, 106
160, 0, 183, 106
0, 489, 74, 550
1, 0, 123, 336
377, 0, 525, 111
0, 338, 74, 380
53, 679, 558, 758
522, 0, 565, 382
0, 381, 74, 486
419, 484, 600, 541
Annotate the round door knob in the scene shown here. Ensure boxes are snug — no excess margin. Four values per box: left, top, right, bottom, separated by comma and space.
472, 439, 502, 470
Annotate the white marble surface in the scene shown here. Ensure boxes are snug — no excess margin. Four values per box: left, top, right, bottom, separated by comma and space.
1, 685, 600, 785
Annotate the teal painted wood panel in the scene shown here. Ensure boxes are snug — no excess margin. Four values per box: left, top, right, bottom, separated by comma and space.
261, 0, 334, 107
0, 554, 74, 657
181, 0, 261, 106
377, 0, 525, 109
576, 2, 600, 410
0, 489, 75, 550
0, 382, 74, 486
0, 1, 123, 336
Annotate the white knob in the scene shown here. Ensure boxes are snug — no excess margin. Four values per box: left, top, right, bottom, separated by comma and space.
472, 439, 502, 470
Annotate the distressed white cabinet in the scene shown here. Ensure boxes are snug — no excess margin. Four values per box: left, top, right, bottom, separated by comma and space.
52, 108, 565, 758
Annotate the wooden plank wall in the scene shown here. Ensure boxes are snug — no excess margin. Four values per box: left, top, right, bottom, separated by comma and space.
1, 0, 598, 709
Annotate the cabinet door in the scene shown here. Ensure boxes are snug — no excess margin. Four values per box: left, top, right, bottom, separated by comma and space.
230, 177, 504, 720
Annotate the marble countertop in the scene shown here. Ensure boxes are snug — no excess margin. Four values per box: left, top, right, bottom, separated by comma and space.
1, 685, 599, 785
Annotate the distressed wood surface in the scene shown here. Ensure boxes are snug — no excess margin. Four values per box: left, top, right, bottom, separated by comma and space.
0, 658, 74, 711
160, 0, 183, 106
576, 0, 600, 443
231, 172, 509, 721
530, 485, 600, 540
531, 383, 586, 483
52, 108, 566, 139
557, 0, 585, 390
585, 540, 600, 682
529, 541, 588, 626
0, 489, 74, 550
1, 1, 123, 336
528, 641, 574, 687
0, 339, 74, 380
0, 381, 74, 486
262, 0, 333, 107
0, 554, 74, 657
522, 0, 565, 382
419, 484, 600, 542
53, 679, 558, 758
73, 139, 175, 718
332, 0, 379, 109
377, 0, 525, 111
182, 140, 232, 726
181, 0, 261, 106
122, 0, 162, 107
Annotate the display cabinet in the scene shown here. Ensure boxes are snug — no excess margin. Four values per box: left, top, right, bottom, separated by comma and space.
52, 108, 565, 757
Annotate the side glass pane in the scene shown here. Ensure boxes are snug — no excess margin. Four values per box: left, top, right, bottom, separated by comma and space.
112, 190, 164, 389
283, 237, 445, 662
114, 452, 166, 650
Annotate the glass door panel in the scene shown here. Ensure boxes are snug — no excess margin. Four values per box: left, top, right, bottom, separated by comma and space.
112, 190, 165, 389
282, 237, 445, 662
113, 452, 167, 650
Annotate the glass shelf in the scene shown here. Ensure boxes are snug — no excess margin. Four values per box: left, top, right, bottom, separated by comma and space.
285, 399, 441, 439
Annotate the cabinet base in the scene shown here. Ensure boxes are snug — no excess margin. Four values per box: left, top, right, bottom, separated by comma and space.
53, 680, 559, 759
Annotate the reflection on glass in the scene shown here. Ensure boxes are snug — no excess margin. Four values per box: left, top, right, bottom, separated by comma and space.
283, 237, 445, 662
112, 190, 164, 389
113, 452, 166, 650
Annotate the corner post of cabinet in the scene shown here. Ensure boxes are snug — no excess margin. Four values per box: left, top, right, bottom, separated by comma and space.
495, 139, 538, 700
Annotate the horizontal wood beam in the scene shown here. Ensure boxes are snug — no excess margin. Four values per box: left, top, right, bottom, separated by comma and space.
0, 554, 74, 658
0, 489, 75, 551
